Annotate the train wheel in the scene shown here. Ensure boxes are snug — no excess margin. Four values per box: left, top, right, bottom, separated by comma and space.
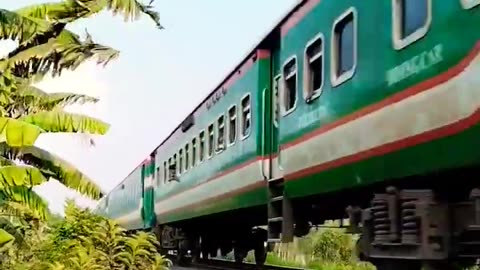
191, 237, 201, 263
233, 247, 247, 263
176, 239, 192, 266
254, 243, 267, 266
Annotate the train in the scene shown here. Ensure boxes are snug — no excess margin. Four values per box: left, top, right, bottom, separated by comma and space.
95, 0, 480, 269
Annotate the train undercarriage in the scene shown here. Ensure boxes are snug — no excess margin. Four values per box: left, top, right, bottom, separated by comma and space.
155, 168, 480, 269
347, 185, 480, 270
156, 218, 271, 266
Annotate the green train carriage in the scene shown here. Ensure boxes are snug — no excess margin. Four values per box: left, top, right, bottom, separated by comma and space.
96, 0, 480, 268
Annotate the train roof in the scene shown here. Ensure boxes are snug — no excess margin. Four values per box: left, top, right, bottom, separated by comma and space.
151, 0, 306, 153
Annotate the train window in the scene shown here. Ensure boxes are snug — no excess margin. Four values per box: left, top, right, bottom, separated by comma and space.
168, 157, 177, 181
228, 105, 237, 145
185, 143, 190, 171
156, 166, 160, 186
462, 0, 480, 9
173, 154, 177, 174
393, 0, 431, 50
331, 8, 357, 87
304, 34, 324, 102
282, 57, 297, 114
178, 149, 183, 174
192, 137, 197, 166
199, 130, 205, 162
240, 94, 251, 139
208, 124, 214, 158
217, 114, 226, 152
163, 161, 167, 183
273, 75, 281, 127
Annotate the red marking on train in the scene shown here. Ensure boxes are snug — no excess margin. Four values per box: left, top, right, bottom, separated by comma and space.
157, 181, 265, 218
283, 42, 480, 180
155, 157, 263, 204
282, 42, 480, 150
257, 49, 271, 59
281, 0, 321, 37
155, 42, 480, 216
285, 108, 480, 181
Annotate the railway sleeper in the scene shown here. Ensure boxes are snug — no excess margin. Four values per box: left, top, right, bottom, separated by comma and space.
347, 186, 480, 269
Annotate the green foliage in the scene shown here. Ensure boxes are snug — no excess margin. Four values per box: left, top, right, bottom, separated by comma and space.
0, 0, 162, 243
266, 227, 375, 270
0, 201, 171, 270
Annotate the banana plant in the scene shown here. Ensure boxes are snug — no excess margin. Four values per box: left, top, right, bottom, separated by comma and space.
0, 0, 162, 247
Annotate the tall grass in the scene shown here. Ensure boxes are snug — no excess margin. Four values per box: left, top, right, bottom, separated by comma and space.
264, 225, 374, 270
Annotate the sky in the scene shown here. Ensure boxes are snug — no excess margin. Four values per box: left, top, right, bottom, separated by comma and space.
0, 0, 297, 214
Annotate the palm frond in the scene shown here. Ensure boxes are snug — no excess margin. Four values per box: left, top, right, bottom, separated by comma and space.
0, 143, 103, 200
19, 111, 109, 135
0, 117, 45, 147
0, 200, 42, 220
14, 1, 91, 24
3, 30, 119, 80
0, 217, 26, 246
0, 186, 48, 220
0, 166, 48, 189
0, 9, 51, 45
0, 228, 14, 247
15, 0, 163, 29
9, 85, 99, 116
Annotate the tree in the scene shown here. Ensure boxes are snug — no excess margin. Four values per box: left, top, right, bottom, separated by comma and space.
0, 0, 162, 244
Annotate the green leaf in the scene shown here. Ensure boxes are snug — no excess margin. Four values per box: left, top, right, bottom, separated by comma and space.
14, 1, 90, 24
0, 228, 14, 247
19, 111, 109, 134
10, 85, 99, 116
2, 144, 103, 199
0, 117, 45, 147
2, 29, 119, 79
0, 9, 51, 45
0, 166, 48, 189
15, 0, 163, 29
0, 186, 49, 220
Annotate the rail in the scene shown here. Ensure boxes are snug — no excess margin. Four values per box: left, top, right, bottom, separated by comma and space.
190, 258, 307, 270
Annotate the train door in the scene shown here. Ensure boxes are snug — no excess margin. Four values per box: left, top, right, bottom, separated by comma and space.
141, 155, 156, 228
270, 75, 283, 180
260, 47, 293, 243
259, 50, 282, 180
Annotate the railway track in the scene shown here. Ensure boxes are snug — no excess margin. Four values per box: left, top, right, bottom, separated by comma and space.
171, 257, 307, 270
194, 258, 306, 270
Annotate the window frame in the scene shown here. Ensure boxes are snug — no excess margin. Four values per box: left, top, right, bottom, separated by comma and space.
273, 74, 282, 127
173, 154, 178, 175
461, 0, 480, 9
216, 113, 226, 153
178, 149, 183, 175
281, 55, 298, 116
199, 129, 206, 163
303, 33, 325, 102
240, 93, 252, 140
207, 123, 215, 159
331, 7, 358, 87
184, 143, 190, 172
163, 161, 167, 184
227, 104, 237, 146
392, 0, 432, 50
191, 136, 197, 167
156, 166, 161, 187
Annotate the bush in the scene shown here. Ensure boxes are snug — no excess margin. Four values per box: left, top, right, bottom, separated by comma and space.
267, 227, 374, 270
0, 202, 171, 270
